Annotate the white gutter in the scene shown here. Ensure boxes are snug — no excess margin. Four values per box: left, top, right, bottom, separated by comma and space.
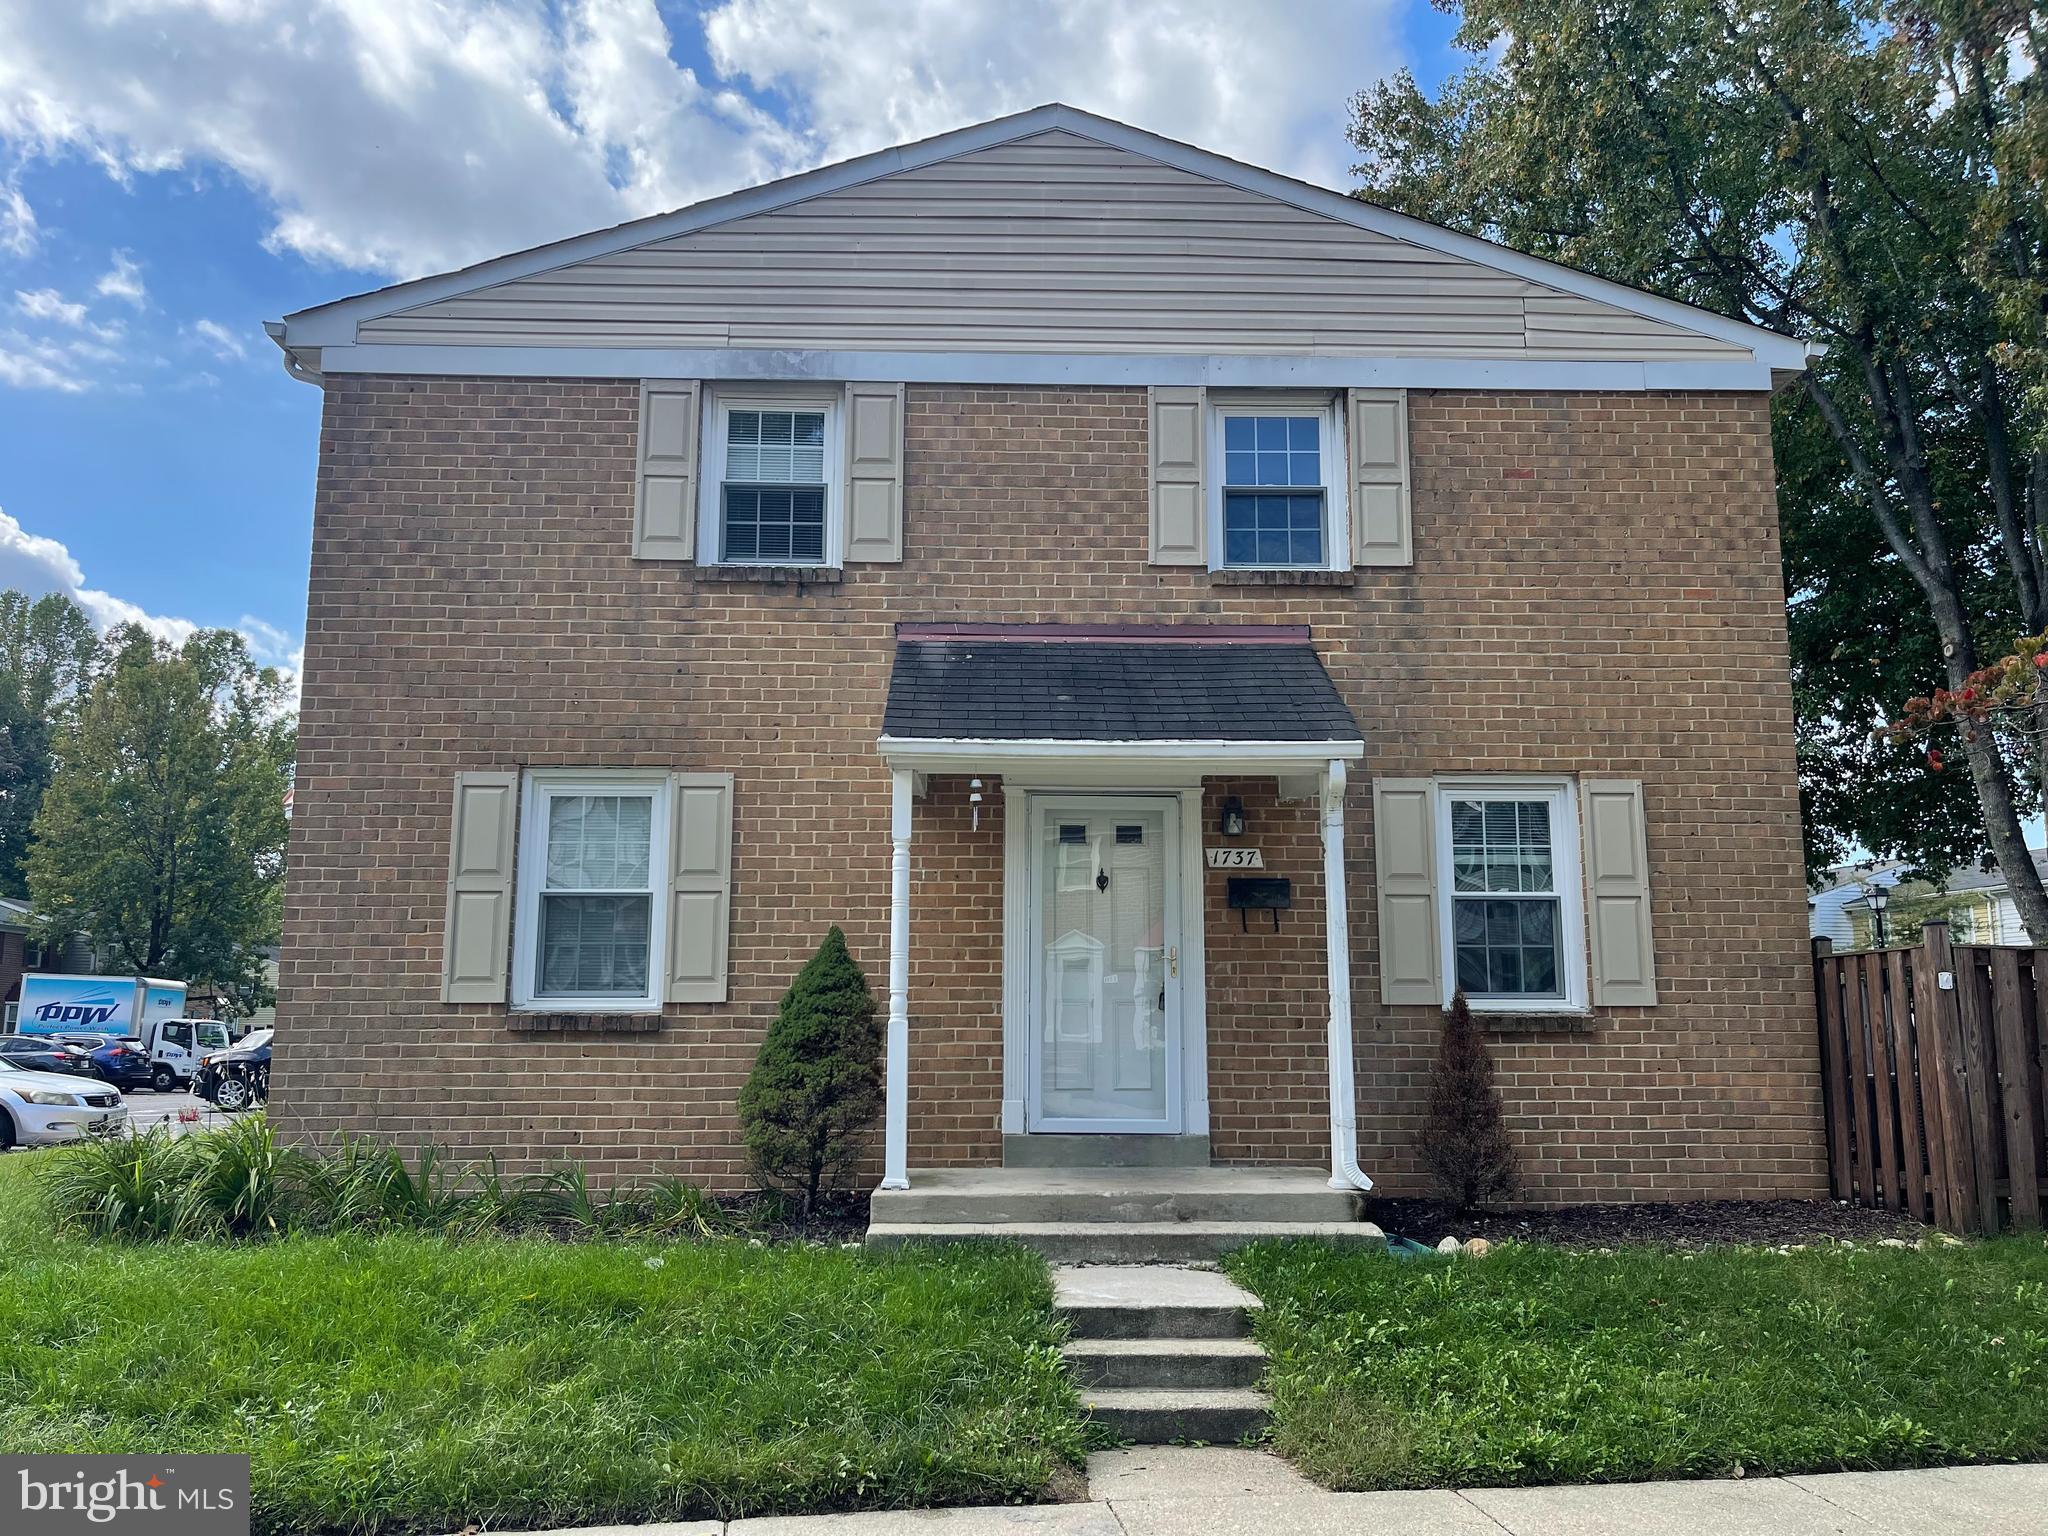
1322, 757, 1373, 1192
878, 735, 1365, 777
264, 320, 323, 387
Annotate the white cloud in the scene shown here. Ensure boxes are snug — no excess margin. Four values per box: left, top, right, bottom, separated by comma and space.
0, 509, 300, 691
0, 0, 1404, 283
190, 318, 247, 361
94, 249, 144, 305
703, 0, 1398, 190
15, 286, 84, 325
0, 333, 88, 391
0, 179, 34, 258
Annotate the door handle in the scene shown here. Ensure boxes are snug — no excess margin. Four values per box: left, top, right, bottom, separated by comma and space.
1168, 945, 1178, 978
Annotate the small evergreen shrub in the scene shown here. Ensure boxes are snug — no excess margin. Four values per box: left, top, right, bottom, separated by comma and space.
737, 926, 884, 1213
1418, 990, 1518, 1210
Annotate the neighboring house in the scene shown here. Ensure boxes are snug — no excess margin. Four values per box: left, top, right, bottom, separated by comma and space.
266, 104, 1820, 1204
1811, 853, 2048, 951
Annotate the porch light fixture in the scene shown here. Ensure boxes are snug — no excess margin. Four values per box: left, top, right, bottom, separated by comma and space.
1218, 796, 1247, 838
1866, 881, 1891, 948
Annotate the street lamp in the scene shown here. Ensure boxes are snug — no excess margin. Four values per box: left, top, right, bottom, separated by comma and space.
1867, 882, 1891, 949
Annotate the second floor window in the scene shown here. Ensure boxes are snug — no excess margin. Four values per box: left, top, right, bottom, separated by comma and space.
1211, 397, 1343, 570
699, 391, 841, 566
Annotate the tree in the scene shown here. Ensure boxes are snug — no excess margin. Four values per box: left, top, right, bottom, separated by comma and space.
0, 591, 101, 895
1350, 0, 2048, 921
1418, 991, 1518, 1210
737, 927, 884, 1214
27, 625, 293, 1011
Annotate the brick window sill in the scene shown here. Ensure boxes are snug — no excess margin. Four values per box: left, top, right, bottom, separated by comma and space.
1463, 1009, 1599, 1034
1209, 568, 1357, 588
688, 564, 845, 587
506, 1012, 667, 1035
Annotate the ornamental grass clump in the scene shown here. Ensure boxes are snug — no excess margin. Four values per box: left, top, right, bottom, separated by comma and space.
737, 926, 884, 1215
1419, 989, 1518, 1210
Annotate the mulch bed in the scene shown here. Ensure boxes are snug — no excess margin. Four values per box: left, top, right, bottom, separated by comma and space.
715, 1190, 871, 1245
1363, 1196, 1934, 1249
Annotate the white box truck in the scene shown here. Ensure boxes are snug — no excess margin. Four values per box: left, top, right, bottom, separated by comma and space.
18, 974, 188, 1037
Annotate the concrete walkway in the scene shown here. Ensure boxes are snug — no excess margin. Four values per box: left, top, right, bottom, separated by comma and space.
487, 1449, 2048, 1533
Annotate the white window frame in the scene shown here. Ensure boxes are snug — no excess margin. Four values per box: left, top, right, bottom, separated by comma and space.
512, 770, 672, 1014
696, 387, 844, 568
1433, 776, 1588, 1013
1205, 392, 1349, 572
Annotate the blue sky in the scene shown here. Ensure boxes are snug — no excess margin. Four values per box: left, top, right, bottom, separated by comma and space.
0, 0, 1464, 680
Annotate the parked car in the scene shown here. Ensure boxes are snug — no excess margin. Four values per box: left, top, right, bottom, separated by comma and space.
0, 1065, 127, 1149
47, 1033, 154, 1092
0, 1036, 97, 1079
194, 1028, 272, 1112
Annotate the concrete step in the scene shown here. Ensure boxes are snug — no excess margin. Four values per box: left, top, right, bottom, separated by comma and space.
1062, 1337, 1267, 1389
1003, 1133, 1212, 1168
870, 1167, 1362, 1226
1082, 1387, 1272, 1444
1054, 1264, 1260, 1341
864, 1219, 1383, 1264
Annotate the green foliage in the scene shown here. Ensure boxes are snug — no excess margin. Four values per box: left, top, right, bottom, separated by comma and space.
1230, 1236, 2048, 1488
738, 927, 884, 1212
1348, 1, 2048, 890
0, 590, 100, 898
1418, 992, 1518, 1210
0, 1154, 1088, 1533
35, 1115, 756, 1245
27, 623, 293, 1008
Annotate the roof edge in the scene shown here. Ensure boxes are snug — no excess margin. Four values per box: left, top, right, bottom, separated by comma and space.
895, 622, 1314, 645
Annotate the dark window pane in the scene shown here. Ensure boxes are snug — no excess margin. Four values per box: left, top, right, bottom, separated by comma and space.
1488, 947, 1522, 993
1523, 947, 1557, 993
1256, 416, 1288, 449
1486, 900, 1520, 945
723, 484, 825, 563
1453, 899, 1486, 944
1224, 416, 1255, 450
1456, 947, 1489, 991
1289, 416, 1320, 450
1226, 450, 1255, 483
1521, 901, 1556, 945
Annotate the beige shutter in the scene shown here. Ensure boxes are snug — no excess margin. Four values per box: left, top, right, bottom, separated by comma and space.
843, 382, 905, 563
441, 771, 518, 1004
635, 379, 699, 560
1372, 777, 1442, 1005
1148, 385, 1207, 564
1581, 778, 1658, 1006
667, 771, 734, 1003
1348, 389, 1411, 567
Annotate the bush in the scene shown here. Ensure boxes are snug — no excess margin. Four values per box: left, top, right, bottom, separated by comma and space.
1417, 990, 1517, 1210
38, 1114, 741, 1245
737, 926, 884, 1214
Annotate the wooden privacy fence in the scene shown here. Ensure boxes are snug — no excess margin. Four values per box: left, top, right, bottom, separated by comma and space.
1813, 921, 2048, 1235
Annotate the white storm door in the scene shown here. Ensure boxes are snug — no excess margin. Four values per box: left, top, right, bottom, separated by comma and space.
1027, 796, 1183, 1133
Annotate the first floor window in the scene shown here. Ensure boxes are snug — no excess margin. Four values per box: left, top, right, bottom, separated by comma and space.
515, 773, 669, 1010
701, 395, 838, 566
1436, 781, 1584, 1008
1211, 398, 1343, 570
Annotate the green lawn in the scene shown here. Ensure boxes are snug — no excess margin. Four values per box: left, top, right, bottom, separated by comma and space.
0, 1154, 1090, 1535
1227, 1236, 2048, 1490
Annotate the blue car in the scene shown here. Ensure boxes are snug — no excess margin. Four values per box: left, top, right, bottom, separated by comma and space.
47, 1032, 154, 1092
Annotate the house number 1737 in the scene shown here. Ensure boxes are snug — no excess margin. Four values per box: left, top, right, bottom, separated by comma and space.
1205, 848, 1265, 869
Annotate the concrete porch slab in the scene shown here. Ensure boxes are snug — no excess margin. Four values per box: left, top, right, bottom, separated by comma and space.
869, 1165, 1362, 1225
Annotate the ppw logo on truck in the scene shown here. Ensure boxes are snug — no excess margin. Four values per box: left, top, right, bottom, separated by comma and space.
32, 995, 124, 1027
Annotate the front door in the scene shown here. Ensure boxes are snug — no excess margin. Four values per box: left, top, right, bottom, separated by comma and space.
1027, 795, 1182, 1133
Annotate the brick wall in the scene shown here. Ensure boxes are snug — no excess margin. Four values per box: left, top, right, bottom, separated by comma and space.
274, 380, 1823, 1202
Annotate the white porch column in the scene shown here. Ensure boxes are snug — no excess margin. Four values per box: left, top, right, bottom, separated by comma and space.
1322, 758, 1374, 1191
882, 768, 913, 1190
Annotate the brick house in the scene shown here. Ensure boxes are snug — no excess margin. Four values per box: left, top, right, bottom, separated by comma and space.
268, 104, 1823, 1204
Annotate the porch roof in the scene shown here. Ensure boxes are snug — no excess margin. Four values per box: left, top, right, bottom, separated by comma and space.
879, 624, 1364, 766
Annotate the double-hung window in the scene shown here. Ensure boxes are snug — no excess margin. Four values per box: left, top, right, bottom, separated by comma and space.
513, 772, 670, 1012
699, 393, 839, 566
1434, 780, 1586, 1010
1211, 398, 1344, 570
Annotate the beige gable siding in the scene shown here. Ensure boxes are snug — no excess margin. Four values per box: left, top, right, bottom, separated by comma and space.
357, 131, 1748, 363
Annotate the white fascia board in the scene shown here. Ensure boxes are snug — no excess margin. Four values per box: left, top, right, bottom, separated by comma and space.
279, 102, 1805, 372
311, 343, 1780, 393
878, 736, 1366, 776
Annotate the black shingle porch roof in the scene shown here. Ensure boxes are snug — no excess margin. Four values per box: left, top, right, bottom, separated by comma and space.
880, 623, 1364, 744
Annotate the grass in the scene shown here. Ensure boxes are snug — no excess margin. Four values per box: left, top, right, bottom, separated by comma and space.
1227, 1236, 2048, 1490
0, 1153, 1091, 1534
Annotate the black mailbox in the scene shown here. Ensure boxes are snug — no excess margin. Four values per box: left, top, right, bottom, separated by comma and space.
1226, 876, 1292, 930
